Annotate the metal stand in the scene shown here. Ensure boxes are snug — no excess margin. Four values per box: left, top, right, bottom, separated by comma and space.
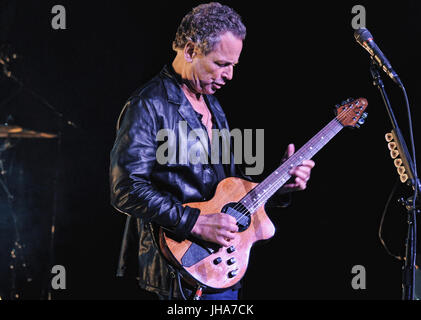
43, 130, 61, 301
369, 58, 420, 300
0, 144, 32, 300
2, 46, 79, 299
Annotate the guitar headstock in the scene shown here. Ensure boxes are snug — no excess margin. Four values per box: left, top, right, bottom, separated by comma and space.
335, 97, 368, 128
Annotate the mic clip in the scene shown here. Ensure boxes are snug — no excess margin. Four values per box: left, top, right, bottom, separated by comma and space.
369, 56, 401, 87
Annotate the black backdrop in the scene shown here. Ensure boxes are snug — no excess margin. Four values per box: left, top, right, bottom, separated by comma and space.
0, 0, 420, 300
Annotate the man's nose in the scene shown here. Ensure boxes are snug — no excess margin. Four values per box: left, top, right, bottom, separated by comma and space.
222, 65, 233, 82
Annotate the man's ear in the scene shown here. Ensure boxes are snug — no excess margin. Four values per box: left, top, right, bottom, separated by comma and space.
183, 41, 198, 63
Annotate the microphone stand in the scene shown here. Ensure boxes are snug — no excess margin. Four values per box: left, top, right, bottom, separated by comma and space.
369, 58, 420, 300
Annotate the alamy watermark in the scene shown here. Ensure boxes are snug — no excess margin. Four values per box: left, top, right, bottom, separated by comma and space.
351, 5, 366, 29
51, 5, 66, 30
351, 264, 366, 290
156, 121, 264, 175
51, 265, 66, 290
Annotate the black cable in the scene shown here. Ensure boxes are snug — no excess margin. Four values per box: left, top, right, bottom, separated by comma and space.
378, 178, 402, 261
176, 271, 188, 300
399, 83, 418, 271
399, 82, 418, 194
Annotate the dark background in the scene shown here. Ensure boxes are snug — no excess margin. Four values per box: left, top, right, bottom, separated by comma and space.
0, 0, 420, 300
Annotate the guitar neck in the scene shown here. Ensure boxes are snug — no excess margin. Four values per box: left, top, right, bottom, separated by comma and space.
240, 118, 344, 213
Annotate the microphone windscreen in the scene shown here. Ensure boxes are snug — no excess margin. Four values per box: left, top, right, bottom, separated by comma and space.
354, 28, 373, 43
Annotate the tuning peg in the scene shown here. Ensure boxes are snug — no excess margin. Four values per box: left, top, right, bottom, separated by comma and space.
341, 97, 354, 105
357, 113, 368, 125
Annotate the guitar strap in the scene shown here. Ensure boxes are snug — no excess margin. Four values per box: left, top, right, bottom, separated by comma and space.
167, 263, 190, 300
166, 262, 208, 300
167, 264, 175, 300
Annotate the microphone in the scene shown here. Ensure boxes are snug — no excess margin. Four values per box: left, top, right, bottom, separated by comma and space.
354, 28, 401, 85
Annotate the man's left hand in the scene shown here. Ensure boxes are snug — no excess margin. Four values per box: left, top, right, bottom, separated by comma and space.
279, 143, 315, 192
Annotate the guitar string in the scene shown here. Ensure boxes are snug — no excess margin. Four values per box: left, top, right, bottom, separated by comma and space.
229, 132, 327, 223
228, 104, 364, 226
233, 118, 341, 225
236, 116, 346, 224
233, 118, 342, 225
245, 118, 342, 214
234, 103, 364, 223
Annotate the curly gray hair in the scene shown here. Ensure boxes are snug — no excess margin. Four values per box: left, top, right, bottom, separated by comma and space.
173, 2, 246, 55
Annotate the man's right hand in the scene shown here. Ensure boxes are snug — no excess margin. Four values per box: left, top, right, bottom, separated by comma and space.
190, 213, 238, 247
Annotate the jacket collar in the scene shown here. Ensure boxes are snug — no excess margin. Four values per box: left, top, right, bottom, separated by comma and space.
160, 64, 186, 106
159, 64, 227, 133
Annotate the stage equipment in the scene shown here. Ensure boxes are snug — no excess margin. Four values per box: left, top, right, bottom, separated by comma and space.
354, 27, 420, 300
1, 45, 78, 299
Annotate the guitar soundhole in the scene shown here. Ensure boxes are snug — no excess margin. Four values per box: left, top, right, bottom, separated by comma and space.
222, 202, 251, 232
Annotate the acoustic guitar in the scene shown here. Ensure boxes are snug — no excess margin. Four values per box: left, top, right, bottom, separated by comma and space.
159, 97, 368, 291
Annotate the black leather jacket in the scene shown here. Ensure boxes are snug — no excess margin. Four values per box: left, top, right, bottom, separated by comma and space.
109, 65, 290, 297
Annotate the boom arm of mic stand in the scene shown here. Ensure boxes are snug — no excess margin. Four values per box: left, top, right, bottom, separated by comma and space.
369, 59, 419, 300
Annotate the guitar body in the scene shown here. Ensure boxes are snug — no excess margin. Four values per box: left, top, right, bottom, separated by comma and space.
159, 177, 275, 290
159, 97, 368, 292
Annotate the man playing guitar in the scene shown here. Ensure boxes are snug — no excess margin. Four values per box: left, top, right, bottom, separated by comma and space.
110, 2, 314, 300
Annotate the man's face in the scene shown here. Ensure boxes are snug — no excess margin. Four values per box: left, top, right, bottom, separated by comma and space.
188, 31, 243, 95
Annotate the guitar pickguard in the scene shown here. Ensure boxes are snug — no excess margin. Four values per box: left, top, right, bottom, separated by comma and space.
181, 241, 219, 267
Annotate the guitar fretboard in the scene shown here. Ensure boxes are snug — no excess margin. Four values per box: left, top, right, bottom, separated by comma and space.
240, 118, 344, 213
